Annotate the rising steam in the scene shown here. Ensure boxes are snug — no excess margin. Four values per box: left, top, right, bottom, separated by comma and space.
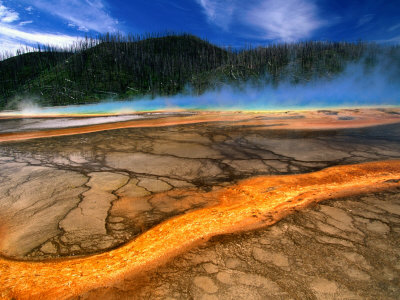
2, 55, 399, 116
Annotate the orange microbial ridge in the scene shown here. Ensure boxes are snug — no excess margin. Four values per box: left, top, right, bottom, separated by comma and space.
0, 109, 400, 142
1, 160, 400, 299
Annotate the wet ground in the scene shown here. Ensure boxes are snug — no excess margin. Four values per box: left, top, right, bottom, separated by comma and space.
78, 188, 400, 300
0, 112, 196, 133
0, 108, 400, 299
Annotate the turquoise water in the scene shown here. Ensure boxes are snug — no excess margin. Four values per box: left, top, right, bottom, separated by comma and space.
9, 95, 398, 116
4, 96, 398, 116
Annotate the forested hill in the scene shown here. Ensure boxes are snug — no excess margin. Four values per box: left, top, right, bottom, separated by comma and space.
0, 33, 399, 109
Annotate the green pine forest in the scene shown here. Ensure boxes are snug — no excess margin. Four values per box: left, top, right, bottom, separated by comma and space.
0, 33, 399, 109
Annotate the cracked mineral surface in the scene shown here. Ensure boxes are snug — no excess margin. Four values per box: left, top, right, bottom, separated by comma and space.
78, 189, 400, 300
0, 108, 400, 299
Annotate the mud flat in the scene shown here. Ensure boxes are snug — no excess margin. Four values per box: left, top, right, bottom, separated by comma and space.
0, 108, 400, 142
0, 108, 400, 299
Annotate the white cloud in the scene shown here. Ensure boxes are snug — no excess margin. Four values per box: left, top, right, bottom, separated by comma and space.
0, 37, 34, 57
389, 23, 400, 32
0, 25, 82, 47
68, 22, 89, 32
0, 1, 19, 23
77, 25, 89, 32
0, 1, 89, 57
196, 0, 234, 30
25, 6, 33, 12
30, 0, 119, 33
245, 0, 322, 42
357, 14, 374, 27
196, 0, 323, 42
375, 35, 400, 44
19, 20, 33, 26
0, 16, 81, 56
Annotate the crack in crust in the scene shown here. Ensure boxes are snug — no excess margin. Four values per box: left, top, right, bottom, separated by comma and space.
1, 160, 400, 299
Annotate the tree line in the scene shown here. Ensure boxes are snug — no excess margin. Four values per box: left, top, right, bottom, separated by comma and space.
0, 33, 398, 109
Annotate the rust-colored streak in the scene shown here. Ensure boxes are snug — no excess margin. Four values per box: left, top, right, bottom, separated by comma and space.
0, 115, 227, 142
1, 161, 400, 299
1, 110, 399, 142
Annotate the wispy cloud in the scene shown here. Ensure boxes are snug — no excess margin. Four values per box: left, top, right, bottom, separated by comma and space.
0, 1, 19, 23
0, 1, 81, 55
67, 22, 89, 32
196, 0, 323, 42
244, 0, 322, 42
388, 23, 400, 32
357, 14, 374, 27
196, 0, 234, 30
375, 35, 400, 44
30, 0, 119, 33
0, 25, 81, 47
157, 0, 191, 12
19, 20, 33, 26
0, 37, 34, 57
0, 25, 83, 56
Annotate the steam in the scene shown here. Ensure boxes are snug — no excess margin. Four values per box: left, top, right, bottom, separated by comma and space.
179, 59, 400, 110
17, 100, 42, 115
1, 55, 399, 116
0, 115, 146, 133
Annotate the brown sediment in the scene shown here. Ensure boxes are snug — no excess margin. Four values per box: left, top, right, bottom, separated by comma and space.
1, 160, 400, 299
0, 109, 399, 142
0, 113, 238, 142
235, 117, 400, 130
0, 109, 190, 119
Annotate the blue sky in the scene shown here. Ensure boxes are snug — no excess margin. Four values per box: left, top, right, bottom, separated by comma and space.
1, 0, 400, 54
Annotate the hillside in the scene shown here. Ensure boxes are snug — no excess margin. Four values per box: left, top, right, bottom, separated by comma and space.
28, 34, 229, 107
0, 51, 71, 104
0, 34, 398, 109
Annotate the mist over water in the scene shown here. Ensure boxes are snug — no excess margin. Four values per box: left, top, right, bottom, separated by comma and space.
2, 60, 399, 116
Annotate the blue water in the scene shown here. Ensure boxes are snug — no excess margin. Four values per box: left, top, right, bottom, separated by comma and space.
15, 88, 398, 115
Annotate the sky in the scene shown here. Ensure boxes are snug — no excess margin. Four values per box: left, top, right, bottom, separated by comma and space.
1, 0, 400, 54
